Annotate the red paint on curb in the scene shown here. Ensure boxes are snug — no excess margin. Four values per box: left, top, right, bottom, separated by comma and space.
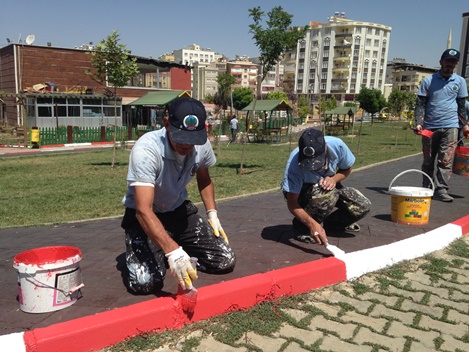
24, 296, 178, 352
452, 214, 469, 236
21, 257, 346, 352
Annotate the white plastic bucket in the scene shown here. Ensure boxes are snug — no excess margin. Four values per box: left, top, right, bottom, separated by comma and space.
388, 169, 434, 226
13, 246, 84, 313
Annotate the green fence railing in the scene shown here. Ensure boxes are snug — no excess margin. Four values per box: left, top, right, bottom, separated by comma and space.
36, 125, 153, 146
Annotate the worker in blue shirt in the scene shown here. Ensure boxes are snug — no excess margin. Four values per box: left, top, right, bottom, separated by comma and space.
414, 49, 468, 202
280, 128, 371, 246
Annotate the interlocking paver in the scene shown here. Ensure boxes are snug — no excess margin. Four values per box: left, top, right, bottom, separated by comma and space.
386, 320, 440, 348
369, 304, 415, 325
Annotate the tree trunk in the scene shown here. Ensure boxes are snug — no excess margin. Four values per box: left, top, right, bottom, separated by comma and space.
111, 88, 117, 169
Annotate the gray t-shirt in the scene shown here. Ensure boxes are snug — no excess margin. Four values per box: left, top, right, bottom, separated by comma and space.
122, 128, 216, 212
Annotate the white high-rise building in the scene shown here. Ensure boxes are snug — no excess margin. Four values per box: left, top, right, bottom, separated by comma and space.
290, 12, 392, 103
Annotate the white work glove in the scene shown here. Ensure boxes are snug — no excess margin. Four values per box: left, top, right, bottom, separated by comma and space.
165, 247, 197, 290
207, 209, 229, 244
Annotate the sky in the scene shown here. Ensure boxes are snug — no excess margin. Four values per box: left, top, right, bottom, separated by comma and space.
1, 1, 467, 68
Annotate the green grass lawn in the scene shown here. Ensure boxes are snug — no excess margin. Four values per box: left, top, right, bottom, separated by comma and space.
0, 122, 421, 228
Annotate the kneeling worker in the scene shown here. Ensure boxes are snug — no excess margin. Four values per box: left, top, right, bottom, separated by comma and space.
280, 128, 371, 245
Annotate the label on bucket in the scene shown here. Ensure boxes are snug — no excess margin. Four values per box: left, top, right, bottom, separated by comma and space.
53, 267, 82, 306
391, 194, 431, 226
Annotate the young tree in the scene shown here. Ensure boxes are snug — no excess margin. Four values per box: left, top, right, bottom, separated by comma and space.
355, 86, 387, 123
354, 86, 387, 151
266, 91, 288, 101
215, 73, 236, 114
248, 6, 308, 99
232, 87, 254, 112
87, 30, 139, 168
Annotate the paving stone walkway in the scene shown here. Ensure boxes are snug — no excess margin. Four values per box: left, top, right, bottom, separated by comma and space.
104, 236, 469, 352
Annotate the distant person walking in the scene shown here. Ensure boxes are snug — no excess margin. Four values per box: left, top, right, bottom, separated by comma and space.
229, 115, 239, 143
414, 49, 468, 202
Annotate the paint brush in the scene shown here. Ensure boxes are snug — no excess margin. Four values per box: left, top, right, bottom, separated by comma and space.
177, 257, 199, 314
177, 285, 198, 314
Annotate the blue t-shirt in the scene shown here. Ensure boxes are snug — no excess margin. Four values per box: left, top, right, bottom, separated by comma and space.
280, 136, 355, 194
122, 128, 216, 212
417, 71, 468, 129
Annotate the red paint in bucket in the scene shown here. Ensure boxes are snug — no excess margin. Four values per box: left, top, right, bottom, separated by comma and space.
453, 146, 469, 177
14, 246, 82, 267
13, 246, 83, 313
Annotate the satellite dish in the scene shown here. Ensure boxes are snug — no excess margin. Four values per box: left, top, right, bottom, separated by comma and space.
25, 34, 35, 45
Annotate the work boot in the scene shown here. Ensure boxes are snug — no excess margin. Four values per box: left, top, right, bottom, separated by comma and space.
433, 190, 453, 202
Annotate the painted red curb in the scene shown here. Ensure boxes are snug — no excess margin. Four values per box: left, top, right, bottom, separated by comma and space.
452, 214, 469, 235
22, 257, 345, 352
6, 215, 469, 352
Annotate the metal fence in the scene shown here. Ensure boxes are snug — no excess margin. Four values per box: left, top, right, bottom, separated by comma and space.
36, 125, 153, 146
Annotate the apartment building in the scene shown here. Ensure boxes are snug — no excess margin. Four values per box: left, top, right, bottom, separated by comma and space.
290, 12, 392, 103
457, 12, 469, 84
192, 60, 225, 100
388, 59, 437, 94
172, 43, 223, 95
226, 56, 259, 92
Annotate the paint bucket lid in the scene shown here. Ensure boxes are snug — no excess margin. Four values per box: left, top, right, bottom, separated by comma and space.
388, 186, 433, 197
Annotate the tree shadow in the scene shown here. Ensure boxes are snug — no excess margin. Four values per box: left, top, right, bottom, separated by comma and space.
366, 186, 390, 195
90, 162, 128, 167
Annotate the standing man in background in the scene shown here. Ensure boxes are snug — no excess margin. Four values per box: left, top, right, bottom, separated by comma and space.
229, 115, 239, 143
414, 49, 468, 202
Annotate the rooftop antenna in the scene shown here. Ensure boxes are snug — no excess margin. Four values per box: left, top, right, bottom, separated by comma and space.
25, 34, 35, 45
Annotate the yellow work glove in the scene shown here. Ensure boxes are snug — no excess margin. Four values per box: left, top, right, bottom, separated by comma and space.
165, 247, 197, 290
207, 209, 229, 244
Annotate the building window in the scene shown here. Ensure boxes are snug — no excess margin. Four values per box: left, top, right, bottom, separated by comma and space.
366, 39, 372, 46
367, 28, 372, 34
355, 27, 362, 33
312, 30, 319, 36
374, 39, 379, 47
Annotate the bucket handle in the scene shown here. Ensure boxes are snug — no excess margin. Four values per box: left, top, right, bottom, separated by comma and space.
388, 169, 434, 192
25, 272, 84, 296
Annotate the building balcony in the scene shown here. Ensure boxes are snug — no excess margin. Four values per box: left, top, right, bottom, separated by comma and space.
333, 66, 350, 72
331, 78, 348, 83
335, 32, 353, 38
334, 55, 351, 62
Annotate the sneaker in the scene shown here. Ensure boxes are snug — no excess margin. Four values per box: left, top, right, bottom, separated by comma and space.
345, 223, 361, 232
296, 234, 315, 243
433, 192, 453, 202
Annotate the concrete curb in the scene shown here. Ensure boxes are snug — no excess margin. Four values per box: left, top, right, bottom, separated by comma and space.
2, 215, 469, 352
